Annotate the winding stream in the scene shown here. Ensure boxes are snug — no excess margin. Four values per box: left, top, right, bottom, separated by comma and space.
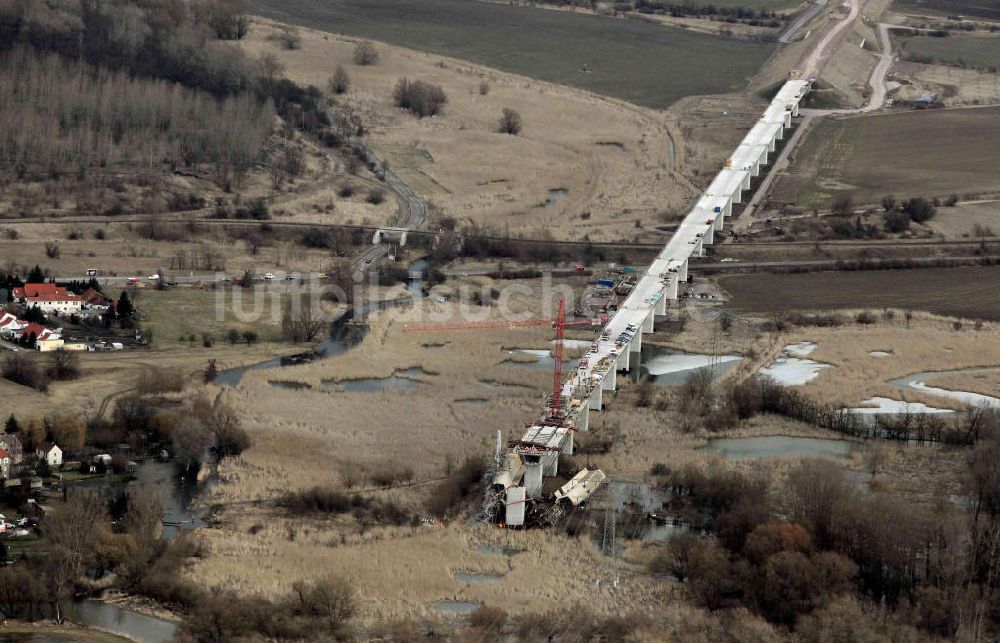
889, 366, 1000, 409
65, 600, 179, 643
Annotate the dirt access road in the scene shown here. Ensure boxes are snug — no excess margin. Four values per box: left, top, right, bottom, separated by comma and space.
738, 3, 900, 225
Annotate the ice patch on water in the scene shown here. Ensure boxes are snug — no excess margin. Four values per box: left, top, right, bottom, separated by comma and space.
846, 397, 954, 414
645, 353, 741, 376
907, 381, 999, 409
759, 356, 831, 385
784, 341, 817, 356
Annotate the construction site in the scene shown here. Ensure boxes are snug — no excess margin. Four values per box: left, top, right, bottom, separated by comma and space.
407, 79, 814, 529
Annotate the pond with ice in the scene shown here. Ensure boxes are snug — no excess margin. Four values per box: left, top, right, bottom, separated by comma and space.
758, 342, 831, 385
639, 347, 742, 385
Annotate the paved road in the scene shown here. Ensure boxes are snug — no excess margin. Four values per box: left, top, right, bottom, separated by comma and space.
779, 0, 828, 44
335, 112, 428, 271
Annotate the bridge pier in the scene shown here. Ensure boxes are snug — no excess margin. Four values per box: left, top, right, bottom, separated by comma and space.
601, 371, 616, 393
617, 347, 630, 372
589, 386, 602, 410
678, 260, 688, 283
703, 225, 715, 244
655, 293, 667, 315
575, 405, 589, 431
667, 277, 679, 300
641, 310, 654, 333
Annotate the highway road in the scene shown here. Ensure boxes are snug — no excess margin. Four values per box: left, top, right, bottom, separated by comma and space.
335, 110, 427, 272
779, 0, 828, 44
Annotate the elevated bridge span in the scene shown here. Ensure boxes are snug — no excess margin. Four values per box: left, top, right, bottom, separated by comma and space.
496, 79, 812, 526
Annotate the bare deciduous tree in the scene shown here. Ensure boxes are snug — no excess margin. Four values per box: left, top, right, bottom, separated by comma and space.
45, 490, 108, 577
172, 418, 215, 471
123, 484, 164, 547
47, 350, 80, 381
281, 298, 327, 343
291, 576, 356, 634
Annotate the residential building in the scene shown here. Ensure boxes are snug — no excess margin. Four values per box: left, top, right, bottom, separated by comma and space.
16, 323, 57, 344
0, 434, 23, 464
13, 284, 83, 315
81, 288, 109, 309
0, 450, 10, 479
37, 443, 62, 468
0, 311, 25, 338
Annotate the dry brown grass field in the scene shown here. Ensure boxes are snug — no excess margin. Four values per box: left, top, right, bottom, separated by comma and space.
0, 222, 344, 279
893, 61, 1000, 107
240, 20, 693, 241
187, 517, 674, 624
185, 292, 981, 622
927, 201, 1000, 238
757, 312, 1000, 408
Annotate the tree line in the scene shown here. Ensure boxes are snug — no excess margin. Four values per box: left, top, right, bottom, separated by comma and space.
649, 412, 1000, 638
0, 47, 274, 187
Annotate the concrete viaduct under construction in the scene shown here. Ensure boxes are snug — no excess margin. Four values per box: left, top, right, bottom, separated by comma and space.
494, 78, 814, 527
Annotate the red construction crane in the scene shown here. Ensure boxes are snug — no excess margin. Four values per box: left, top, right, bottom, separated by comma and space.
404, 300, 607, 421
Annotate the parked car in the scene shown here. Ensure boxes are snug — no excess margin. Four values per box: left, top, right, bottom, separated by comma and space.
264, 273, 275, 280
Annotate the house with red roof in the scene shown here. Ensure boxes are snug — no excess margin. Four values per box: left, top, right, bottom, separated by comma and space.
13, 283, 82, 315
81, 288, 109, 309
16, 322, 57, 344
0, 311, 26, 337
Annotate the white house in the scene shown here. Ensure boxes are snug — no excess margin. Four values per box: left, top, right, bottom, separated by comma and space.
0, 312, 25, 338
0, 449, 10, 479
37, 443, 62, 468
13, 284, 83, 315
